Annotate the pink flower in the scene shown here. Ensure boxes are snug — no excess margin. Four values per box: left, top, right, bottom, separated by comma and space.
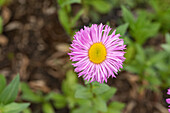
167, 88, 170, 95
68, 24, 126, 83
167, 88, 170, 113
166, 98, 170, 104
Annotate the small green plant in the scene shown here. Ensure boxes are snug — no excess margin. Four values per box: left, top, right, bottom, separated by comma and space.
73, 82, 125, 113
149, 0, 170, 32
159, 33, 170, 88
121, 6, 160, 45
20, 70, 125, 113
52, 70, 125, 113
21, 82, 55, 113
0, 75, 30, 113
57, 0, 117, 36
57, 0, 83, 36
124, 43, 170, 90
51, 70, 78, 109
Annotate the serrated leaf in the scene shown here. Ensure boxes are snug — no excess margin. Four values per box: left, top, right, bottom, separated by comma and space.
106, 101, 125, 113
121, 6, 135, 27
75, 86, 92, 99
0, 75, 20, 105
62, 70, 77, 96
91, 1, 112, 14
116, 23, 129, 37
42, 102, 55, 113
20, 82, 43, 103
76, 99, 92, 107
135, 44, 145, 64
92, 82, 110, 95
93, 96, 107, 112
3, 102, 30, 113
101, 87, 117, 101
147, 51, 166, 65
0, 74, 6, 93
51, 93, 67, 109
131, 18, 160, 45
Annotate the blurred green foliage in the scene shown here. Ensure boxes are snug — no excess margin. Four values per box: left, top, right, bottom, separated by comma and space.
57, 0, 83, 36
0, 75, 30, 113
149, 0, 170, 32
20, 70, 125, 113
121, 6, 160, 45
0, 17, 3, 34
21, 82, 56, 113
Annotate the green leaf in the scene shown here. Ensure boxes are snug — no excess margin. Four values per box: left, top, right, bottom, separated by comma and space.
90, 1, 112, 14
162, 33, 170, 52
165, 33, 170, 44
145, 75, 161, 86
0, 17, 3, 34
161, 44, 170, 52
0, 74, 6, 93
72, 106, 97, 113
125, 65, 140, 74
0, 0, 6, 7
92, 82, 110, 95
101, 87, 117, 101
62, 70, 77, 96
106, 101, 125, 113
58, 9, 71, 35
93, 96, 107, 112
116, 23, 129, 37
51, 93, 67, 109
124, 44, 135, 64
59, 0, 81, 7
20, 82, 43, 103
106, 21, 110, 26
0, 75, 20, 105
147, 51, 166, 66
71, 9, 83, 27
121, 6, 135, 27
130, 15, 160, 45
42, 102, 55, 113
75, 85, 92, 99
22, 108, 32, 113
135, 44, 145, 64
3, 102, 30, 113
76, 99, 91, 107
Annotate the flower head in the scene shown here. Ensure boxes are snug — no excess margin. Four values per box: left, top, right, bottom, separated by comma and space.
166, 88, 170, 112
68, 24, 126, 83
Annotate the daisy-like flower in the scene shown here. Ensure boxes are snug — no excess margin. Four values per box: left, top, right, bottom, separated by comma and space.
166, 88, 170, 112
68, 24, 126, 83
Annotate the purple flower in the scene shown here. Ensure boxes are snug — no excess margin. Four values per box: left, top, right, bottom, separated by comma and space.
167, 98, 170, 104
68, 24, 126, 83
167, 88, 170, 113
167, 88, 170, 95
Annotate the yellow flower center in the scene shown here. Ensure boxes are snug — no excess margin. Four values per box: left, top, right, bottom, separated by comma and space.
88, 42, 107, 64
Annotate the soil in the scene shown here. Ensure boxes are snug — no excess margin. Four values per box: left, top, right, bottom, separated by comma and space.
0, 0, 169, 113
